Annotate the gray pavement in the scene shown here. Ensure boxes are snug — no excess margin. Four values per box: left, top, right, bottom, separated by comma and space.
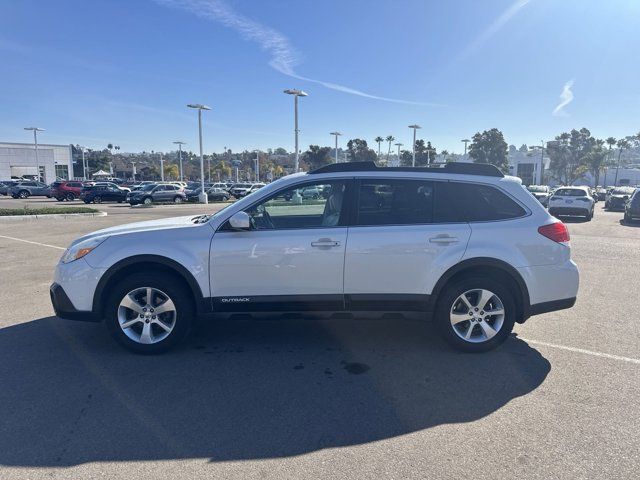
0, 198, 638, 480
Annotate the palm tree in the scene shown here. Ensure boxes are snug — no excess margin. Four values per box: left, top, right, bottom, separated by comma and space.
385, 135, 395, 162
614, 138, 630, 186
374, 136, 384, 158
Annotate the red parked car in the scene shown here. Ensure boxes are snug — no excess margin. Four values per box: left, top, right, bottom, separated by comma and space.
50, 181, 85, 201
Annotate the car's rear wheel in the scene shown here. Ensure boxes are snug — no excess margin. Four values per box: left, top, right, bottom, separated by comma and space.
105, 272, 193, 354
143, 197, 152, 205
18, 190, 29, 199
93, 196, 102, 204
173, 195, 182, 204
435, 277, 515, 352
65, 193, 75, 201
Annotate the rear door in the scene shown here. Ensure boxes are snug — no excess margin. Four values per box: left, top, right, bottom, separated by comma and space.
343, 178, 471, 310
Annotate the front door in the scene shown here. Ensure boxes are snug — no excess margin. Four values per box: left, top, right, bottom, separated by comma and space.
343, 178, 471, 310
210, 180, 349, 312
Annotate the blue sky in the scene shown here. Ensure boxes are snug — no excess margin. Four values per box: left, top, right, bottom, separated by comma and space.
1, 0, 639, 154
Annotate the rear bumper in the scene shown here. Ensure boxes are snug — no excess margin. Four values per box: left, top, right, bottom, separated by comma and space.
549, 206, 590, 216
50, 283, 100, 322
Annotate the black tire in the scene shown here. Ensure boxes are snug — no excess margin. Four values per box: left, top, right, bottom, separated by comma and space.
143, 196, 153, 205
104, 272, 194, 354
65, 193, 75, 201
84, 200, 91, 204
18, 190, 29, 199
93, 196, 102, 204
56, 197, 65, 202
435, 276, 516, 353
173, 195, 182, 204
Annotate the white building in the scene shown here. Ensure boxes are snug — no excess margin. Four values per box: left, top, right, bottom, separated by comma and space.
0, 142, 73, 183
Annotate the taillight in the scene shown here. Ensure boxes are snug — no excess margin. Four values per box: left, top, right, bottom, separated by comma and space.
538, 222, 570, 244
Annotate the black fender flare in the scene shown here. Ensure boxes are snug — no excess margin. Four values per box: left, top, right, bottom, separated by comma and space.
92, 254, 208, 316
427, 257, 531, 321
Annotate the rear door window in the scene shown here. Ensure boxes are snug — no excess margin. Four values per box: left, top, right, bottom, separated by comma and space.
354, 179, 434, 226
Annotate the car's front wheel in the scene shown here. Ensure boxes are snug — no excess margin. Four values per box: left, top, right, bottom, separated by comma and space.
435, 277, 515, 352
143, 196, 153, 205
105, 272, 193, 354
18, 190, 30, 199
173, 195, 182, 204
65, 193, 75, 201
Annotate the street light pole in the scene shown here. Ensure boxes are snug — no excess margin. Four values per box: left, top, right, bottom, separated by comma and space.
187, 104, 211, 203
284, 89, 308, 172
173, 141, 186, 181
461, 139, 470, 156
254, 150, 260, 182
394, 142, 403, 166
24, 127, 45, 181
539, 140, 545, 184
330, 131, 342, 163
80, 147, 86, 180
159, 153, 164, 181
408, 124, 421, 167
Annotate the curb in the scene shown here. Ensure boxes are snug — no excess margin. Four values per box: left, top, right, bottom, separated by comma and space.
0, 211, 108, 221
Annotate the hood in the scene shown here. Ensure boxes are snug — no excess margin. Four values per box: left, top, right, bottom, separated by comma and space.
70, 215, 201, 246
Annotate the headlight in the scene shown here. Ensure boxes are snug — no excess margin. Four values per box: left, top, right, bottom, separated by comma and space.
61, 236, 108, 264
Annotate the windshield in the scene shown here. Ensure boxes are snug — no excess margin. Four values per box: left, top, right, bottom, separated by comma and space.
527, 186, 548, 193
612, 187, 634, 195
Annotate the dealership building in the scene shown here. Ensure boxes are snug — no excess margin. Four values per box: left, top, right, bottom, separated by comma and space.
0, 142, 74, 183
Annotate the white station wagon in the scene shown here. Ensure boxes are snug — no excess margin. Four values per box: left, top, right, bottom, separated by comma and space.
51, 162, 579, 353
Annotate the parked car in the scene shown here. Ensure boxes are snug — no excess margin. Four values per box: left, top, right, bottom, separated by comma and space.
526, 185, 551, 207
0, 180, 20, 196
9, 181, 52, 199
50, 181, 85, 201
92, 182, 131, 193
80, 184, 129, 204
595, 186, 608, 201
605, 186, 635, 211
623, 188, 640, 223
127, 183, 186, 205
51, 161, 578, 354
548, 186, 595, 220
207, 187, 231, 201
230, 182, 265, 198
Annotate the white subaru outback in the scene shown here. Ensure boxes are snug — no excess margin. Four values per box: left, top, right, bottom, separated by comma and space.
50, 162, 579, 354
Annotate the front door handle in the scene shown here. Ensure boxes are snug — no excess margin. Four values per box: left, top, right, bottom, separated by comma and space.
429, 235, 459, 245
311, 239, 341, 248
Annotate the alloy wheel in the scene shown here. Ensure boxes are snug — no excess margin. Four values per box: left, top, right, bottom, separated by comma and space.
117, 287, 177, 344
449, 289, 505, 343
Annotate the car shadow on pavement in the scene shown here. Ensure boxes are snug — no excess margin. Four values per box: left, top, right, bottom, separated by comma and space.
0, 316, 550, 467
620, 219, 640, 228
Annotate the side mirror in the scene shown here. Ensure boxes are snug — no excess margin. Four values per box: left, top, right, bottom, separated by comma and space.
229, 211, 251, 230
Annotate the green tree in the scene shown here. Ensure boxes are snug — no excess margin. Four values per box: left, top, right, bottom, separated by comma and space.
584, 140, 607, 187
613, 138, 631, 186
346, 139, 377, 162
164, 163, 179, 180
468, 128, 509, 172
547, 128, 594, 185
374, 136, 384, 158
302, 145, 332, 170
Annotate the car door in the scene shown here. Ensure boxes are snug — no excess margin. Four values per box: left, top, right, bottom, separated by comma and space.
152, 185, 167, 202
209, 179, 350, 311
343, 178, 471, 310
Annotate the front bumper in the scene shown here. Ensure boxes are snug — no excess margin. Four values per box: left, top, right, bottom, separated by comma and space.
50, 283, 100, 322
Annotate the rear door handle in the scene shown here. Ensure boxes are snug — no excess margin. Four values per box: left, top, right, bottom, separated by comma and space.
429, 235, 459, 245
311, 239, 341, 248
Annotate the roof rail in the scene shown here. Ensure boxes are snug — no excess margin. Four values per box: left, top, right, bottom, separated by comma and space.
309, 161, 504, 177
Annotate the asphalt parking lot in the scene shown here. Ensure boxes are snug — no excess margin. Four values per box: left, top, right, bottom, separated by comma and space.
0, 197, 638, 480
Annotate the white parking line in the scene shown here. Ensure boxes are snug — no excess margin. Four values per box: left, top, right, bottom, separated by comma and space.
0, 234, 66, 250
521, 338, 640, 365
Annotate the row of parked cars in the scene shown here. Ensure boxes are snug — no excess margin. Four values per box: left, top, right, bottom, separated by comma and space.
526, 184, 639, 222
0, 178, 269, 206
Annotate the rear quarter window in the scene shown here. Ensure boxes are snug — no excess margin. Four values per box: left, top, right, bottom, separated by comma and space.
435, 182, 526, 223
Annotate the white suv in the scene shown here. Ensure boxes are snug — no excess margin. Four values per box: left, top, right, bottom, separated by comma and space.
50, 162, 579, 353
548, 186, 595, 220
